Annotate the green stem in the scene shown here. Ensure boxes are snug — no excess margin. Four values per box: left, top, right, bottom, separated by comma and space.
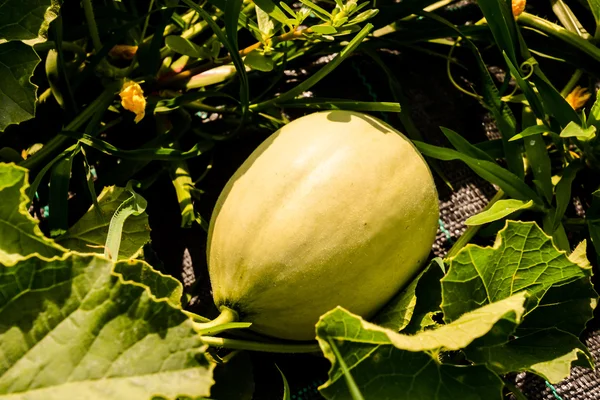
33, 41, 86, 57
250, 24, 373, 111
518, 13, 600, 63
20, 83, 119, 171
560, 69, 583, 97
445, 189, 505, 259
195, 306, 239, 331
81, 0, 103, 52
199, 335, 321, 353
329, 338, 365, 400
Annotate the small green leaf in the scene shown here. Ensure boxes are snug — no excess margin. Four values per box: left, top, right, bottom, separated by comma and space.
311, 24, 338, 34
560, 121, 596, 140
165, 35, 209, 59
440, 127, 495, 162
255, 4, 276, 36
253, 0, 289, 25
57, 186, 150, 259
509, 125, 555, 141
0, 42, 40, 132
0, 163, 65, 265
244, 49, 275, 72
345, 9, 379, 26
299, 0, 332, 19
465, 199, 534, 226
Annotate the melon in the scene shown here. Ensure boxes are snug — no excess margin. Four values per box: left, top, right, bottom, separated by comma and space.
207, 110, 439, 341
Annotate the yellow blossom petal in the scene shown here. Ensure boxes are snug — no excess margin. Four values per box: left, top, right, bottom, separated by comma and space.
119, 81, 146, 123
512, 0, 526, 17
565, 86, 591, 111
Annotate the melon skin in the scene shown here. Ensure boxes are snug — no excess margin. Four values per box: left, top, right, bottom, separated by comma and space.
207, 110, 439, 341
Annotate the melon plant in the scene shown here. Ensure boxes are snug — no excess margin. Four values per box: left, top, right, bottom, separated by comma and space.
206, 110, 439, 341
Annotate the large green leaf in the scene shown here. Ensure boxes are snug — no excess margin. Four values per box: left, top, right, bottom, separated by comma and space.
56, 186, 151, 259
0, 42, 40, 132
0, 163, 64, 265
441, 221, 592, 322
0, 253, 214, 399
316, 293, 527, 400
0, 0, 58, 42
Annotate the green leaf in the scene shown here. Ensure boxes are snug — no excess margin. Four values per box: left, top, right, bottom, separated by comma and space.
255, 3, 277, 36
165, 35, 210, 59
0, 163, 65, 265
442, 221, 592, 323
278, 98, 401, 113
465, 199, 534, 226
476, 0, 518, 65
414, 141, 542, 203
311, 24, 337, 34
0, 253, 215, 399
276, 365, 291, 400
373, 258, 444, 333
0, 0, 59, 42
509, 125, 554, 142
560, 121, 596, 140
587, 94, 600, 129
317, 294, 527, 400
440, 127, 496, 163
345, 9, 379, 26
466, 328, 592, 383
521, 107, 553, 203
531, 71, 581, 127
0, 41, 40, 132
254, 0, 289, 25
587, 0, 600, 37
244, 49, 275, 72
56, 186, 150, 259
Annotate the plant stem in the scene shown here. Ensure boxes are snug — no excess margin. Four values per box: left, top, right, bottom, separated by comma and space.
518, 13, 600, 63
81, 0, 103, 52
33, 41, 86, 57
199, 336, 321, 353
20, 83, 119, 171
195, 306, 239, 330
445, 189, 505, 259
560, 69, 583, 97
251, 24, 373, 111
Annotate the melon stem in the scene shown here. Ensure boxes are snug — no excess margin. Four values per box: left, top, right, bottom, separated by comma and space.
198, 336, 321, 353
194, 306, 239, 332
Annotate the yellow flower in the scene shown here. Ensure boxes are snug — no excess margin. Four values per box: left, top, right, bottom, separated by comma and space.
512, 0, 526, 17
119, 81, 146, 123
565, 86, 591, 111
